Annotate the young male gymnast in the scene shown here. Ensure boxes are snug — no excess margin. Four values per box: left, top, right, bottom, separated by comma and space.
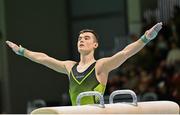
6, 22, 163, 105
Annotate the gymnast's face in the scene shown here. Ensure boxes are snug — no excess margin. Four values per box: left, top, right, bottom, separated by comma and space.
77, 32, 98, 54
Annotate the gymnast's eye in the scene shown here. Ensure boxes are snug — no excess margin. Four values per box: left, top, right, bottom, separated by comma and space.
84, 36, 90, 40
78, 37, 82, 41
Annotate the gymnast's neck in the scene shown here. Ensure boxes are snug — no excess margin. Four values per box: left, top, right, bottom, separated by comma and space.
79, 51, 96, 66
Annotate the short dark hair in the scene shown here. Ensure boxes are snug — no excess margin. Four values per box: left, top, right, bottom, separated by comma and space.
79, 29, 98, 43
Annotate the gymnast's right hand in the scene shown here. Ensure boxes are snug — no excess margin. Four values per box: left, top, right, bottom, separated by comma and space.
6, 41, 25, 56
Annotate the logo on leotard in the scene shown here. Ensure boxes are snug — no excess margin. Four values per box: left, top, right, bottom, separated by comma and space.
76, 75, 84, 79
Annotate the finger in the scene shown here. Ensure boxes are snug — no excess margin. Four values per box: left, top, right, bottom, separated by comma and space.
6, 40, 11, 45
6, 41, 13, 47
6, 41, 16, 48
6, 40, 14, 45
154, 25, 162, 32
159, 22, 163, 25
152, 23, 162, 32
152, 22, 162, 29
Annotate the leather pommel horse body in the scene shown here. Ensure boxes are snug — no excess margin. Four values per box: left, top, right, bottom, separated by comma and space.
31, 90, 179, 114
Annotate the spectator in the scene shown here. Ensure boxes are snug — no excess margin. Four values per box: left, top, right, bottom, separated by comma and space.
166, 42, 180, 65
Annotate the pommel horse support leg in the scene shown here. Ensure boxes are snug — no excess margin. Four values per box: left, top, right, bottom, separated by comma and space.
31, 90, 179, 114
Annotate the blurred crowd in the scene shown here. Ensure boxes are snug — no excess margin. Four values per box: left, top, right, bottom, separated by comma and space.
105, 6, 180, 105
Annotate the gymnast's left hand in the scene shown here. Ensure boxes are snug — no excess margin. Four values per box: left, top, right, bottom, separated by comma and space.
145, 22, 163, 40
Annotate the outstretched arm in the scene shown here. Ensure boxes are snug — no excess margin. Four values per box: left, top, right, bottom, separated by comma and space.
6, 41, 75, 75
100, 22, 163, 72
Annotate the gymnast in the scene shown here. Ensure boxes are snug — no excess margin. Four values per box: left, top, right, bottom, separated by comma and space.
6, 22, 162, 106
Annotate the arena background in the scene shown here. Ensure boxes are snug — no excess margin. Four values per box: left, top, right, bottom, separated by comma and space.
0, 0, 179, 113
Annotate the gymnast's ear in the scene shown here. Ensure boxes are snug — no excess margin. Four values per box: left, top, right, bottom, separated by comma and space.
94, 43, 98, 48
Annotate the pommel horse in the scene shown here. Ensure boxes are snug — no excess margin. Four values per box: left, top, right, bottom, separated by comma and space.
31, 90, 179, 114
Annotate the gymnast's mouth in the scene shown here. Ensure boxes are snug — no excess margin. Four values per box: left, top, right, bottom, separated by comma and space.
79, 44, 85, 47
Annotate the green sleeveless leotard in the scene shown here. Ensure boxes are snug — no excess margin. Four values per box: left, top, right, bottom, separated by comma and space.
68, 62, 106, 105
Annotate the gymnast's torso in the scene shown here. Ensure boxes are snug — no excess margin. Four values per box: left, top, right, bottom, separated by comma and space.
68, 61, 107, 105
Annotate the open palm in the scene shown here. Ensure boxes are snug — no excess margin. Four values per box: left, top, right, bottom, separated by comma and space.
6, 41, 20, 54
